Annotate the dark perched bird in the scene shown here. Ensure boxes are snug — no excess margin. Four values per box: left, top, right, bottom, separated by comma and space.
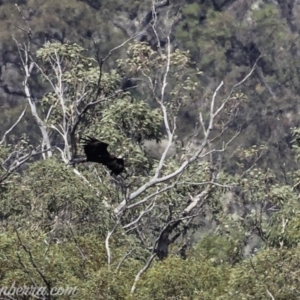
155, 229, 169, 260
154, 220, 181, 260
71, 136, 125, 176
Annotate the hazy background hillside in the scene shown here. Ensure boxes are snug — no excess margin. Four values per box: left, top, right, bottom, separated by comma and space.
1, 0, 299, 174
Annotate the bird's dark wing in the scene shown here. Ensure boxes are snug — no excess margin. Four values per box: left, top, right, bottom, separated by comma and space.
80, 137, 125, 175
81, 136, 109, 162
105, 158, 125, 176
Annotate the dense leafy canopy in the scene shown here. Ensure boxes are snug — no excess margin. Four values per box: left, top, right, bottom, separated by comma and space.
1, 1, 300, 299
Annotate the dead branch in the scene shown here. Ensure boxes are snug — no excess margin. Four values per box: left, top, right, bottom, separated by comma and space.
115, 54, 260, 215
105, 218, 121, 265
0, 104, 27, 145
130, 254, 156, 294
0, 148, 51, 184
14, 39, 52, 158
116, 249, 135, 272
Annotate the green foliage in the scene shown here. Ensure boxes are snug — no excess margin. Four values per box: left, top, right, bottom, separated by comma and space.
175, 1, 300, 176
1, 156, 123, 240
176, 7, 237, 77
3, 2, 300, 299
135, 256, 229, 300
0, 229, 143, 300
96, 96, 163, 144
223, 247, 300, 300
193, 234, 242, 265
266, 185, 300, 248
37, 42, 121, 129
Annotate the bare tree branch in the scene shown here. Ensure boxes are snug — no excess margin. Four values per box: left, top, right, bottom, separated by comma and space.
266, 288, 275, 300
0, 148, 51, 184
115, 54, 260, 215
14, 38, 52, 158
130, 254, 156, 294
106, 218, 121, 265
0, 104, 27, 145
116, 249, 135, 272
